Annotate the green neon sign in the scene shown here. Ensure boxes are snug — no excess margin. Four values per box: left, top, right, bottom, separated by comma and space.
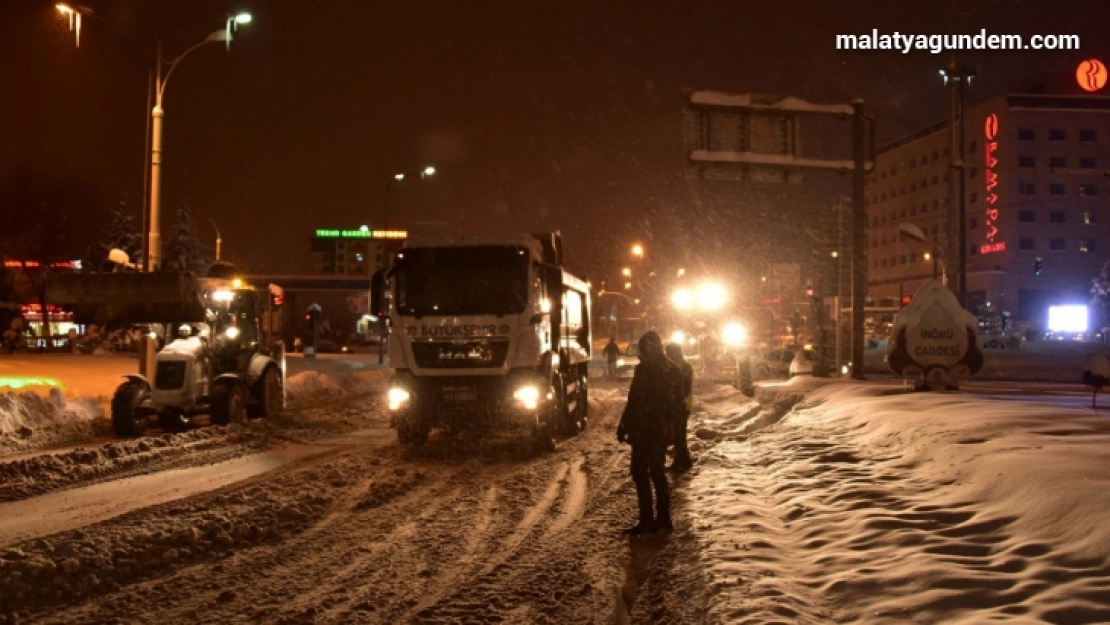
315, 229, 372, 238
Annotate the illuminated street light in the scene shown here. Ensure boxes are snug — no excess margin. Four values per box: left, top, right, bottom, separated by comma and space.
830, 251, 839, 258
234, 12, 252, 24
624, 282, 632, 290
394, 173, 405, 181
621, 267, 631, 277
677, 268, 685, 277
923, 252, 932, 261
696, 282, 728, 311
422, 166, 436, 177
722, 322, 747, 347
672, 288, 693, 310
670, 330, 686, 345
631, 244, 644, 259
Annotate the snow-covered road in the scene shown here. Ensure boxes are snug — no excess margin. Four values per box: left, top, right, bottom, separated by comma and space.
3, 377, 1110, 624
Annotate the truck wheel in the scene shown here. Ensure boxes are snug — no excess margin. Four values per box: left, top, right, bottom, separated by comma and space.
111, 382, 150, 438
211, 383, 248, 426
575, 373, 588, 431
250, 367, 283, 418
397, 415, 430, 447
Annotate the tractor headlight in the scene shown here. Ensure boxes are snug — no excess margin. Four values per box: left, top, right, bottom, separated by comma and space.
225, 326, 240, 339
513, 385, 540, 410
387, 387, 410, 410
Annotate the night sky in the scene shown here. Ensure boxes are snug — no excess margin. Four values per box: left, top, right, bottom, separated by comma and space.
2, 0, 1106, 283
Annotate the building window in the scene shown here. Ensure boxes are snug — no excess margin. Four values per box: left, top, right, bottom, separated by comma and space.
1080, 185, 1098, 197
355, 253, 364, 262
1019, 182, 1036, 196
931, 224, 939, 235
1050, 184, 1066, 196
1081, 157, 1097, 169
970, 244, 979, 256
1049, 156, 1066, 169
944, 172, 950, 182
1080, 129, 1097, 142
969, 192, 979, 204
932, 175, 939, 185
1018, 128, 1035, 140
1048, 129, 1066, 141
1049, 211, 1066, 224
1019, 238, 1036, 250
900, 185, 906, 195
968, 139, 978, 153
932, 150, 939, 162
933, 200, 940, 211
890, 167, 897, 177
1019, 211, 1035, 223
920, 179, 927, 189
881, 170, 887, 180
909, 158, 916, 169
1080, 240, 1097, 253
910, 205, 917, 216
900, 209, 906, 219
1019, 156, 1034, 168
969, 168, 978, 179
1083, 212, 1096, 225
970, 217, 978, 230
1050, 238, 1066, 251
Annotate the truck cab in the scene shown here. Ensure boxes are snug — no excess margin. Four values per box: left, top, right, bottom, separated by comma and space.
373, 231, 590, 451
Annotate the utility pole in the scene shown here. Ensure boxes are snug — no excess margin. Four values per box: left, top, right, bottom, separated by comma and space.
945, 60, 974, 309
851, 100, 868, 380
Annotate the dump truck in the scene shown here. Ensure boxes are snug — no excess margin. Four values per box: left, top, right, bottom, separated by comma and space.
371, 230, 591, 451
47, 268, 285, 436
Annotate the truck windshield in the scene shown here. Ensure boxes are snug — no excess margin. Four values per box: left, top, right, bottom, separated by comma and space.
394, 246, 529, 316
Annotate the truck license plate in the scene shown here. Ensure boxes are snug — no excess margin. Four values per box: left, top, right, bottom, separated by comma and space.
443, 389, 477, 403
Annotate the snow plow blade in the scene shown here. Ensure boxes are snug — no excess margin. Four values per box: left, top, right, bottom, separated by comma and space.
46, 271, 207, 325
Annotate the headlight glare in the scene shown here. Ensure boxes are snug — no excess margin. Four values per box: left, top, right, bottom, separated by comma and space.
513, 385, 540, 410
225, 326, 240, 339
387, 387, 410, 410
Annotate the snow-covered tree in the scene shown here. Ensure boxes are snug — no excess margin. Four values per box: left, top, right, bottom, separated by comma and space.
87, 193, 142, 270
1090, 261, 1110, 342
162, 199, 212, 275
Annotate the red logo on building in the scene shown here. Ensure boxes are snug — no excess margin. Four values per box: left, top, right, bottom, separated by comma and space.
1076, 59, 1108, 93
981, 113, 1004, 255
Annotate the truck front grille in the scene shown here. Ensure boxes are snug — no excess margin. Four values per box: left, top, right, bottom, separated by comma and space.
155, 361, 187, 390
412, 340, 510, 369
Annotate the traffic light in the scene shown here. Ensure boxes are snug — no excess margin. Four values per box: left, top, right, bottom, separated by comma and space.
1033, 257, 1044, 276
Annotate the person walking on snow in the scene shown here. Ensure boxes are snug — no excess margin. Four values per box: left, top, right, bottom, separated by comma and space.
617, 331, 683, 534
603, 337, 621, 378
665, 342, 694, 471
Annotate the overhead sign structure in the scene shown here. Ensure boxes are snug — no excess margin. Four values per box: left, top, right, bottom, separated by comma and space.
1076, 59, 1108, 93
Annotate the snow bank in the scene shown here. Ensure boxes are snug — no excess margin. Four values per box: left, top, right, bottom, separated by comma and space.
0, 390, 104, 456
684, 381, 1110, 623
284, 369, 392, 405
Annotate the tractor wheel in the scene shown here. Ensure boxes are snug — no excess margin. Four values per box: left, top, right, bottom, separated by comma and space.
211, 383, 248, 426
249, 367, 283, 418
111, 382, 150, 438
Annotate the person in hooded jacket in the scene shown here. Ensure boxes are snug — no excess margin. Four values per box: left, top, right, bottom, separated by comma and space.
617, 331, 684, 534
665, 342, 694, 471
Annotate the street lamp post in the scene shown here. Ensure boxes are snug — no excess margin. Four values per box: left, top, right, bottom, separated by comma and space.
196, 214, 222, 261
54, 6, 252, 272
375, 165, 435, 364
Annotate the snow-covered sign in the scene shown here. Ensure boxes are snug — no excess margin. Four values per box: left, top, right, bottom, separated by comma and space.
886, 280, 983, 390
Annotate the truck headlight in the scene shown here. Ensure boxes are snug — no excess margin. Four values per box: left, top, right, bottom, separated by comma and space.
225, 326, 240, 339
617, 358, 625, 367
387, 387, 410, 410
513, 385, 540, 410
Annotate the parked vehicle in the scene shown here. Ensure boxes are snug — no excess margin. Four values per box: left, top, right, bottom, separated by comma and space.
753, 347, 813, 380
615, 343, 640, 377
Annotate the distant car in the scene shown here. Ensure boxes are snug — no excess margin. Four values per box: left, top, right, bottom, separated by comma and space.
314, 338, 340, 354
616, 343, 640, 377
754, 348, 813, 380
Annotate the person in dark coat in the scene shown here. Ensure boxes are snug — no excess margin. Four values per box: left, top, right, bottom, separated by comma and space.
617, 331, 683, 534
665, 342, 694, 471
603, 337, 621, 378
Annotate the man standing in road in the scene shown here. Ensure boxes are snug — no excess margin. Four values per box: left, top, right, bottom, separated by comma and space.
665, 342, 694, 472
617, 331, 683, 534
603, 337, 620, 378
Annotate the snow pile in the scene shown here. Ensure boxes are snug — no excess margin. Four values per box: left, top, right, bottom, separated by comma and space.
683, 382, 1110, 623
0, 390, 105, 456
0, 426, 267, 504
284, 369, 391, 405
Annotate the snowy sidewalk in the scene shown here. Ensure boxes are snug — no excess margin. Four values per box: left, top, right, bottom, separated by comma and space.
681, 379, 1110, 623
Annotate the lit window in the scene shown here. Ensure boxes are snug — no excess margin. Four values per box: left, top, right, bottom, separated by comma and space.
1080, 240, 1097, 253
1080, 185, 1098, 197
1083, 212, 1096, 225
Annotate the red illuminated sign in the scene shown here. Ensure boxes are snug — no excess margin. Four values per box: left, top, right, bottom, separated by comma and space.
981, 113, 1003, 255
1076, 59, 1108, 93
